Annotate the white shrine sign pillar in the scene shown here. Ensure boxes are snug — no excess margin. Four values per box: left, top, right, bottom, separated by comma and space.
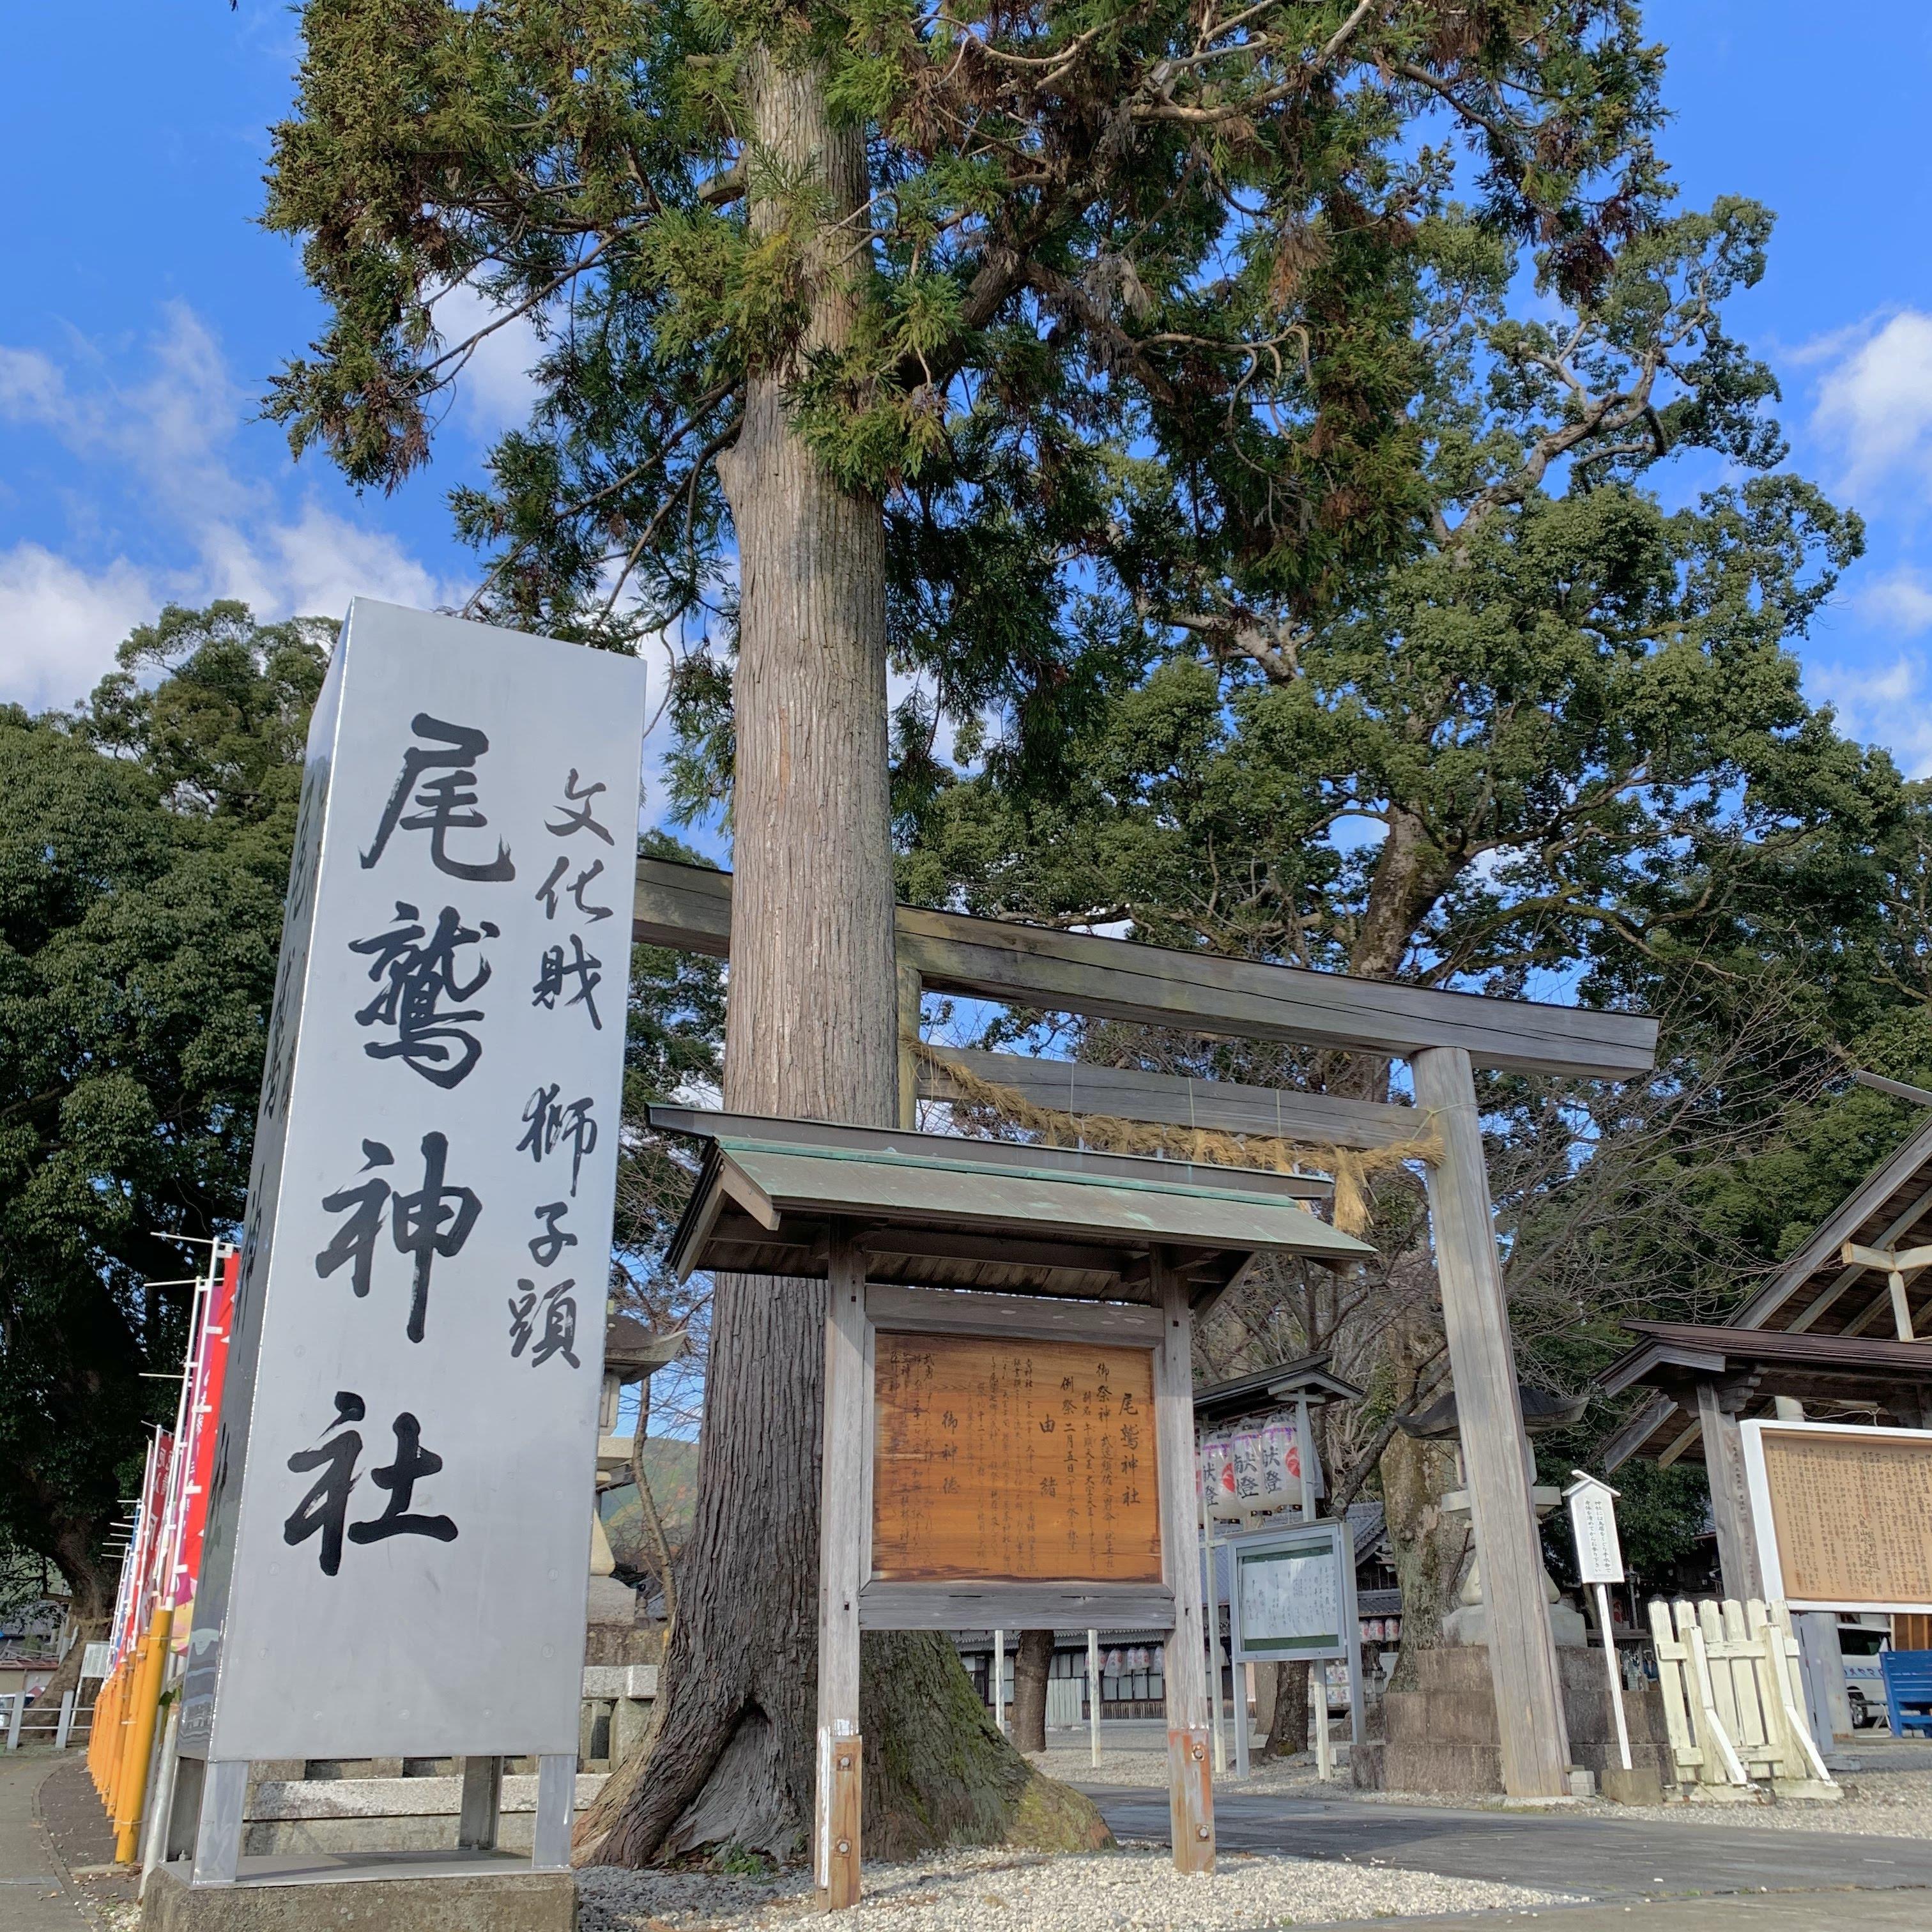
174, 601, 644, 1888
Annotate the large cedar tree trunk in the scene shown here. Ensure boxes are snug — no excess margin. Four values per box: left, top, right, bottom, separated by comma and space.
579, 49, 1105, 1867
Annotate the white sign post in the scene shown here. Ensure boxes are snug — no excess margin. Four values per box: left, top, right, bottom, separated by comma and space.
1565, 1471, 1630, 1772
176, 601, 645, 1889
1087, 1629, 1100, 1769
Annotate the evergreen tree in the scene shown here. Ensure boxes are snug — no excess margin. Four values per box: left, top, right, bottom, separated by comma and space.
266, 0, 1699, 1860
897, 178, 1926, 1652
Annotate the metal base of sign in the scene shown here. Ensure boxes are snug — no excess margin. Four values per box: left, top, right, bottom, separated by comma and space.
141, 1855, 574, 1932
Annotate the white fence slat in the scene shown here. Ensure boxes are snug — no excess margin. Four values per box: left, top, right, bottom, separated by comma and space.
1648, 1597, 1836, 1797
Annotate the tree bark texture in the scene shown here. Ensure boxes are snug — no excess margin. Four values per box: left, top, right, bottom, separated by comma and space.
1377, 1316, 1468, 1694
1261, 1660, 1310, 1761
1010, 1630, 1054, 1754
579, 47, 1103, 1868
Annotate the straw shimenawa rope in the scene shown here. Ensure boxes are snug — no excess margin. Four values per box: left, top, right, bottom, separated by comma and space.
910, 1038, 1442, 1237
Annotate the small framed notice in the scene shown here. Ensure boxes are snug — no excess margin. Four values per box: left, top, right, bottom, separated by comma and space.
1225, 1519, 1359, 1664
1742, 1418, 1932, 1613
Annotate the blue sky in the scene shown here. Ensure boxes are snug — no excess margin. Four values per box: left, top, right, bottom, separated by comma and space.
3, 3, 1931, 785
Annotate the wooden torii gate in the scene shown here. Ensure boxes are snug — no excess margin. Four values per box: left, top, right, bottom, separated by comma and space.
632, 856, 1660, 1802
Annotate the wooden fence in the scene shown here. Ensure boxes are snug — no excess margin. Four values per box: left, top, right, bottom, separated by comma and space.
1647, 1597, 1837, 1800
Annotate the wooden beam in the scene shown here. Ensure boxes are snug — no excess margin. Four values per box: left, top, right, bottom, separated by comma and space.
1411, 1046, 1571, 1797
1814, 1208, 1932, 1340
896, 960, 922, 1131
1844, 1275, 1924, 1341
1738, 1123, 1932, 1330
855, 1226, 1134, 1278
634, 856, 1659, 1079
813, 1234, 868, 1910
857, 1581, 1177, 1630
918, 1046, 1427, 1152
1598, 1394, 1677, 1473
1696, 1383, 1764, 1600
1152, 1254, 1215, 1874
862, 1283, 1165, 1344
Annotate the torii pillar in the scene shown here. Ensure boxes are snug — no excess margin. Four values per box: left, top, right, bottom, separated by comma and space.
1412, 1048, 1571, 1798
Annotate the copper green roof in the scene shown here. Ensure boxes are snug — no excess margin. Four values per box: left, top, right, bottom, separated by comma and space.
650, 1107, 1371, 1308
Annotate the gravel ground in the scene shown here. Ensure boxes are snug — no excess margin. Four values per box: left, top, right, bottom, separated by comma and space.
578, 1845, 1577, 1931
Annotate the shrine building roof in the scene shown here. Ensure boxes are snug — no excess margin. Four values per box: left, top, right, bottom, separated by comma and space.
1192, 1353, 1364, 1420
1602, 1105, 1932, 1470
1600, 1319, 1932, 1468
648, 1107, 1373, 1308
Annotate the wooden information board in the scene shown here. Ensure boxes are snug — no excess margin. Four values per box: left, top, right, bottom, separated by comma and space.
871, 1331, 1161, 1583
1751, 1423, 1932, 1609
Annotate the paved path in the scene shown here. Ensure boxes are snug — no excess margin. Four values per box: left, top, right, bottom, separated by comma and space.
1087, 1786, 1932, 1904
0, 1750, 90, 1930
1300, 1892, 1932, 1931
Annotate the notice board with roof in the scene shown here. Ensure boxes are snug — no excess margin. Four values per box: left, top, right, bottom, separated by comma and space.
653, 1105, 1372, 1900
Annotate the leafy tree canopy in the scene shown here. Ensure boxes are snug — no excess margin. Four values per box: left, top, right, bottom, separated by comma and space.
264, 0, 1678, 789
0, 604, 326, 1614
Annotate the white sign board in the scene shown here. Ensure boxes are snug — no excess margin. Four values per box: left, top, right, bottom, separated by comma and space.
1227, 1520, 1357, 1662
80, 1642, 112, 1683
1565, 1475, 1625, 1586
180, 601, 644, 1761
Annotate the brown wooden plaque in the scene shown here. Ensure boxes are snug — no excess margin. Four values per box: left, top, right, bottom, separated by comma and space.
1761, 1427, 1932, 1607
871, 1331, 1162, 1583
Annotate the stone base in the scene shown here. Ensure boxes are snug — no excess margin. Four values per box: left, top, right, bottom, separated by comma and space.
1353, 1643, 1674, 1800
583, 1621, 663, 1668
583, 1575, 637, 1625
1443, 1602, 1590, 1648
1599, 1763, 1666, 1806
141, 1856, 574, 1932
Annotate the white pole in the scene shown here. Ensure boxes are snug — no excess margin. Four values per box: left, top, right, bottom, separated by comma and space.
1595, 1582, 1632, 1772
139, 1689, 183, 1896
993, 1630, 1006, 1735
4, 1690, 20, 1752
1297, 1397, 1331, 1781
56, 1689, 75, 1752
1087, 1630, 1100, 1769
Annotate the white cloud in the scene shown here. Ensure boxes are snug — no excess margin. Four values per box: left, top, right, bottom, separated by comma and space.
0, 545, 160, 712
197, 505, 450, 622
431, 282, 546, 439
1809, 656, 1932, 780
1856, 567, 1932, 636
1810, 310, 1932, 497
0, 346, 66, 421
0, 306, 463, 712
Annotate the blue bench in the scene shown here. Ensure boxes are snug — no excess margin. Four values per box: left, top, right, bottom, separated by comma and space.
1880, 1649, 1932, 1738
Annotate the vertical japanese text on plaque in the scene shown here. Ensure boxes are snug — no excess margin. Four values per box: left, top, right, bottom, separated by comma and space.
871, 1333, 1161, 1583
